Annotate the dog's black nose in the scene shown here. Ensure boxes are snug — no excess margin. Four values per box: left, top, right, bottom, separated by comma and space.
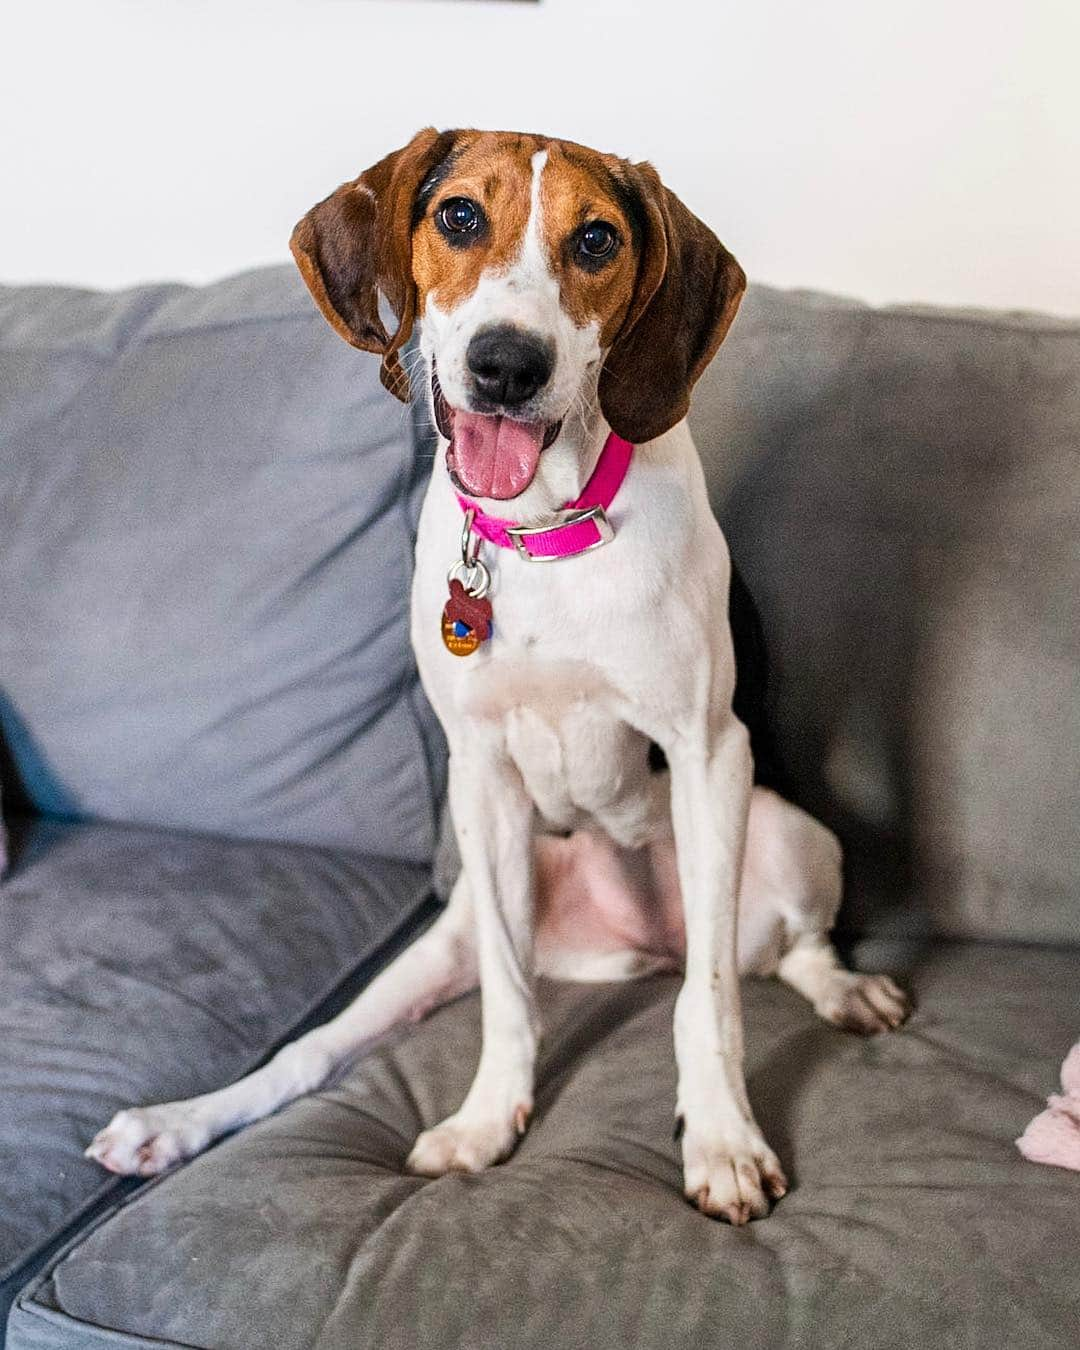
466, 325, 554, 409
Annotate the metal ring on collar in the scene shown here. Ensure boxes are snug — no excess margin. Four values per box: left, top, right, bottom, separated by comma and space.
447, 557, 491, 599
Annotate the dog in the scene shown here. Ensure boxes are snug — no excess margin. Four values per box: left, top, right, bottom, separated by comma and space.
88, 129, 910, 1223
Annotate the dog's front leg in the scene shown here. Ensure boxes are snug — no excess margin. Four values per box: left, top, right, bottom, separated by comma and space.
667, 716, 788, 1222
407, 734, 537, 1176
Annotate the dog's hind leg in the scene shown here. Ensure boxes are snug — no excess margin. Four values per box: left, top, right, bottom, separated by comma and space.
742, 789, 911, 1034
86, 877, 478, 1176
776, 929, 910, 1033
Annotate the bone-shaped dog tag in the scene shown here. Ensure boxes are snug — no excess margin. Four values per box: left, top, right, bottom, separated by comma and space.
441, 577, 493, 657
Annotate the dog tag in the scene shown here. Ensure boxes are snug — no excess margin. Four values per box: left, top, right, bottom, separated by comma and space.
441, 577, 493, 657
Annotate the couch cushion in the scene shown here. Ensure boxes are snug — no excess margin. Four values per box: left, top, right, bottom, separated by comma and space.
0, 266, 445, 862
10, 940, 1079, 1349
0, 815, 434, 1333
690, 289, 1080, 943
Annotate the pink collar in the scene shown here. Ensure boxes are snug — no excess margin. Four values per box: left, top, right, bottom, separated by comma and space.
455, 432, 633, 561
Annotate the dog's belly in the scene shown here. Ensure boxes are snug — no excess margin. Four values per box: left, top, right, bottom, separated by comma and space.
530, 802, 796, 980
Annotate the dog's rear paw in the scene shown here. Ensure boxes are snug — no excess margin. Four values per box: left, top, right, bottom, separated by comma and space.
406, 1104, 530, 1177
681, 1125, 788, 1224
818, 972, 912, 1035
86, 1104, 211, 1176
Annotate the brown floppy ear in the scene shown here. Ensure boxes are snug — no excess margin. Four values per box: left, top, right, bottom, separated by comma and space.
599, 163, 746, 443
290, 127, 458, 401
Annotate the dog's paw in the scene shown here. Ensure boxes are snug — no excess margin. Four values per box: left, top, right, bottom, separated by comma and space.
680, 1124, 788, 1224
817, 972, 912, 1035
406, 1103, 530, 1177
85, 1104, 212, 1177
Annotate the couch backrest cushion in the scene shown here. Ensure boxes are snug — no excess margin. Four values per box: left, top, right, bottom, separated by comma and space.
691, 287, 1080, 944
0, 266, 446, 864
4, 269, 1077, 939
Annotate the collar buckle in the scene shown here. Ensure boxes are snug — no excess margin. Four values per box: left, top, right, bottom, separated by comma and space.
505, 504, 614, 562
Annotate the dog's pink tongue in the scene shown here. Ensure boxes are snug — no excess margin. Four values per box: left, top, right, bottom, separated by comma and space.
451, 413, 545, 500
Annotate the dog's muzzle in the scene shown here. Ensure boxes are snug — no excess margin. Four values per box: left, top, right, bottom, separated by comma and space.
433, 364, 563, 501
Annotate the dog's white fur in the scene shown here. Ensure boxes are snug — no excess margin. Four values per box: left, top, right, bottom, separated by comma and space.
87, 149, 908, 1221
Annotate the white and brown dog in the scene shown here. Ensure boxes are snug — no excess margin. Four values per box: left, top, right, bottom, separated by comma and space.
88, 129, 910, 1223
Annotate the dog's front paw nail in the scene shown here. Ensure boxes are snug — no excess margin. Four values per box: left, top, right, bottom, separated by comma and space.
820, 973, 912, 1035
85, 1105, 210, 1177
406, 1106, 530, 1177
682, 1130, 787, 1223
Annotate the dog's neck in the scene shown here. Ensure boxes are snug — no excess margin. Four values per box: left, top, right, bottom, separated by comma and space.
425, 356, 611, 527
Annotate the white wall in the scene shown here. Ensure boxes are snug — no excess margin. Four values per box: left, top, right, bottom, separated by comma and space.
3, 0, 1077, 314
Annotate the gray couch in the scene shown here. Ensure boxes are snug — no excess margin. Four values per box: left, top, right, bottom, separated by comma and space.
1, 266, 1077, 1349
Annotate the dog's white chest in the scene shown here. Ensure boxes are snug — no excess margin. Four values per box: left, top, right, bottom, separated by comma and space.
495, 677, 652, 833
420, 604, 653, 831
411, 422, 733, 776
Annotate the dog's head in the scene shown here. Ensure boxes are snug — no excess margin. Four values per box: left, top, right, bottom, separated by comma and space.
291, 128, 744, 512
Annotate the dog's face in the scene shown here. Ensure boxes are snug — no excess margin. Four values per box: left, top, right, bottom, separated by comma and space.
291, 128, 745, 511
412, 136, 641, 505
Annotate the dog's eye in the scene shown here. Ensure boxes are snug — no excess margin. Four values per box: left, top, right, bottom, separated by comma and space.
578, 221, 618, 261
438, 198, 481, 234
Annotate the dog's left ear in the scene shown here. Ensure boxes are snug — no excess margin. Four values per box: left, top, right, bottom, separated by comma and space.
599, 163, 746, 444
290, 127, 458, 401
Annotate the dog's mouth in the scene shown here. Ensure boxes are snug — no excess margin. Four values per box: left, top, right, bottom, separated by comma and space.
433, 367, 562, 501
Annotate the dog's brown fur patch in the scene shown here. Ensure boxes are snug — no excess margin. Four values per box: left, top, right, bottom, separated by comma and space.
412, 132, 540, 314
411, 133, 639, 345
539, 144, 640, 346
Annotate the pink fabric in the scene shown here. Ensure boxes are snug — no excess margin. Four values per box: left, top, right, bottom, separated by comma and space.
1016, 1042, 1080, 1171
456, 432, 634, 559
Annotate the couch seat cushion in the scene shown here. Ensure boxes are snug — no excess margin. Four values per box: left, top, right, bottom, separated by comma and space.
11, 940, 1079, 1349
0, 816, 433, 1331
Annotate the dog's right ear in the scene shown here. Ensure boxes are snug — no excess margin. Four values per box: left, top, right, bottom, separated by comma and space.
290, 127, 458, 401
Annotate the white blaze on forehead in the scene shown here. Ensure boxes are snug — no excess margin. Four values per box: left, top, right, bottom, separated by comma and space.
520, 149, 549, 274
495, 149, 554, 299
